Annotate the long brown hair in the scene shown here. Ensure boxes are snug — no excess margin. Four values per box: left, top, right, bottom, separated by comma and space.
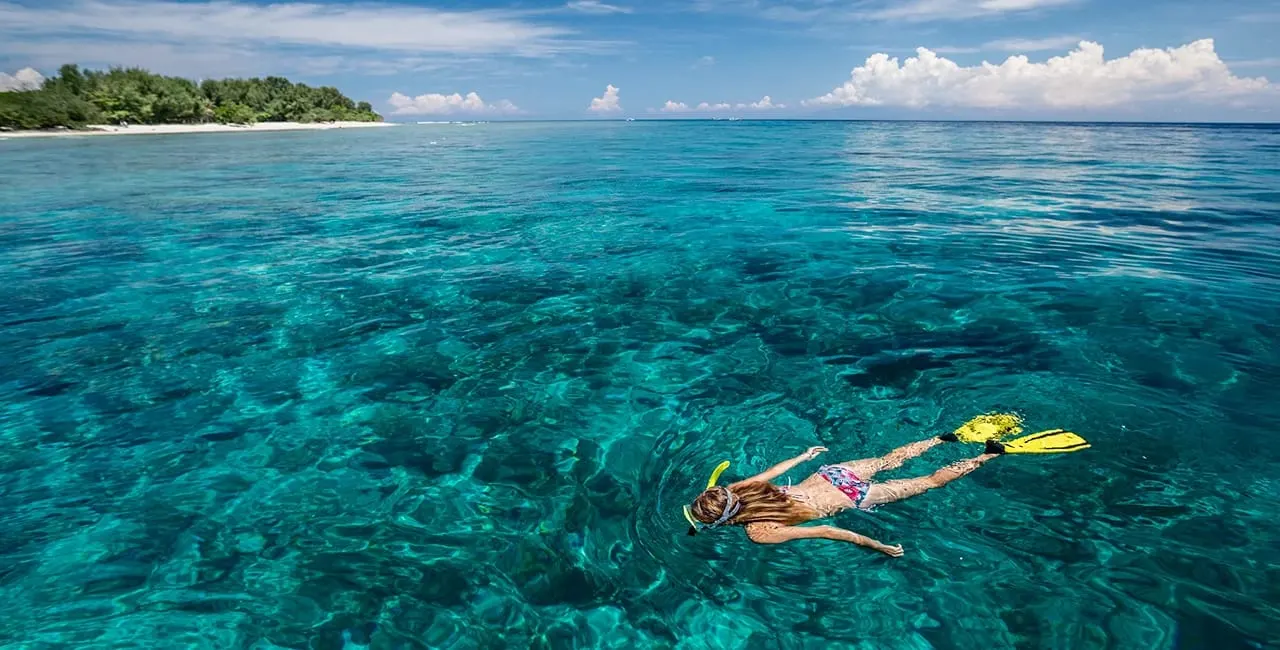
688, 481, 814, 532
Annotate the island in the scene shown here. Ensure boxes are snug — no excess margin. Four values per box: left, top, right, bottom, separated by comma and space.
0, 65, 387, 136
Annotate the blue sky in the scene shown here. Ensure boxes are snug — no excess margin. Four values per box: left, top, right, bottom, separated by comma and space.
1, 0, 1277, 120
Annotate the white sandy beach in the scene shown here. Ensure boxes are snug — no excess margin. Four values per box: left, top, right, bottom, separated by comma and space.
1, 121, 396, 139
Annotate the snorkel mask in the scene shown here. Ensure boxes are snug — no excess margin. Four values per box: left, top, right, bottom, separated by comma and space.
682, 461, 741, 536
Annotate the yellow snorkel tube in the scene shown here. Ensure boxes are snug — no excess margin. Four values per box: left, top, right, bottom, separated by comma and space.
682, 460, 731, 535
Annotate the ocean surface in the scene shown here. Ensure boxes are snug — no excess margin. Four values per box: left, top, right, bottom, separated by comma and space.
1, 121, 1279, 649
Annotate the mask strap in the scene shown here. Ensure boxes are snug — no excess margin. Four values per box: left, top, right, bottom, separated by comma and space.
707, 487, 741, 527
683, 460, 736, 535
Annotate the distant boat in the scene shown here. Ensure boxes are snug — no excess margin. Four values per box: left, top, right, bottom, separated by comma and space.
625, 118, 635, 122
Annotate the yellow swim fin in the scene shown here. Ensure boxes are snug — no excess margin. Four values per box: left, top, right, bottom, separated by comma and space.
949, 413, 1024, 443
998, 429, 1091, 454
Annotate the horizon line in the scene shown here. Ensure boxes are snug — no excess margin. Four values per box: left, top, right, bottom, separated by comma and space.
389, 118, 1280, 126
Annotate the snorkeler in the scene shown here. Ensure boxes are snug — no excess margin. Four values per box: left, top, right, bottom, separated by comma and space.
682, 415, 1088, 557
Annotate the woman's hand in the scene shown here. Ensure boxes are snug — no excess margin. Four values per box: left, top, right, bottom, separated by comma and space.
878, 543, 905, 558
799, 446, 828, 461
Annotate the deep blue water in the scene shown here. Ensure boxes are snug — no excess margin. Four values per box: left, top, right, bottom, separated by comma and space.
1, 121, 1279, 649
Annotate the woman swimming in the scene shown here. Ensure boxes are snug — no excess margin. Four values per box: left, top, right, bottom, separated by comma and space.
684, 434, 1006, 558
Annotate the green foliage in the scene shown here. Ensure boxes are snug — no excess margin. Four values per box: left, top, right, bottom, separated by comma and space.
214, 103, 257, 125
298, 107, 338, 123
47, 64, 86, 96
199, 76, 375, 122
0, 88, 99, 129
0, 64, 380, 130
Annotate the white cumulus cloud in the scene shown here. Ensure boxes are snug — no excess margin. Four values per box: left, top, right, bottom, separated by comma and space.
588, 84, 622, 112
387, 91, 520, 116
659, 95, 786, 112
804, 39, 1272, 110
0, 66, 44, 91
743, 95, 783, 109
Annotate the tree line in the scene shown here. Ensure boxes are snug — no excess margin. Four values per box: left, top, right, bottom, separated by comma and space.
0, 65, 381, 130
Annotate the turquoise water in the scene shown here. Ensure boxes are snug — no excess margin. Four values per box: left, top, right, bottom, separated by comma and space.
2, 121, 1279, 649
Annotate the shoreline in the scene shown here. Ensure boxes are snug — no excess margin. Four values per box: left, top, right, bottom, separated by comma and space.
1, 121, 396, 139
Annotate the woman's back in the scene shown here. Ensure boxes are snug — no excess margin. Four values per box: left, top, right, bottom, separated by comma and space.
779, 473, 854, 518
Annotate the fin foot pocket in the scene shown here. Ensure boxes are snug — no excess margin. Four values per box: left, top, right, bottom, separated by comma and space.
951, 413, 1024, 443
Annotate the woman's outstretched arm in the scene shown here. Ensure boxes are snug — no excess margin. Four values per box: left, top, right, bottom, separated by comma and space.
745, 523, 904, 557
730, 446, 827, 487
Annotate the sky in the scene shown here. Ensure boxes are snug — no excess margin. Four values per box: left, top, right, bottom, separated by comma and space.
1, 0, 1278, 121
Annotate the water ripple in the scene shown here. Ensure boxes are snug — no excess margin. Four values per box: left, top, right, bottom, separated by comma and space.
1, 122, 1279, 648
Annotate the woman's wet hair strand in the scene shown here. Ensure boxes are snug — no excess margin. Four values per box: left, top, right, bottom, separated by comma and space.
688, 482, 812, 529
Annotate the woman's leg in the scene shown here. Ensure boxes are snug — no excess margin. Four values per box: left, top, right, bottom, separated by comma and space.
837, 437, 946, 480
861, 453, 998, 508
